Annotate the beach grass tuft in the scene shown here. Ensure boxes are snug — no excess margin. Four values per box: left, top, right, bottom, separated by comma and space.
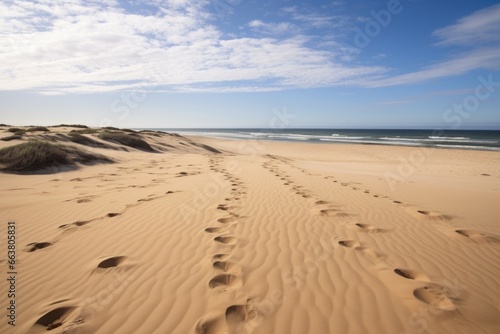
0, 141, 112, 172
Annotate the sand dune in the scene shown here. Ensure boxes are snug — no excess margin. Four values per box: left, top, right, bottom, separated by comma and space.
0, 127, 499, 333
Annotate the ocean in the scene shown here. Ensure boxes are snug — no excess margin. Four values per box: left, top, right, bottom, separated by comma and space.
141, 128, 500, 152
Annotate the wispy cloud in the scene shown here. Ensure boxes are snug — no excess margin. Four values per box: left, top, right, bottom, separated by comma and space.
363, 47, 500, 87
247, 19, 299, 35
433, 4, 500, 46
365, 4, 500, 87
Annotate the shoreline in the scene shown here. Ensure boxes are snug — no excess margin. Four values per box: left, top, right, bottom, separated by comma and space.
183, 133, 500, 152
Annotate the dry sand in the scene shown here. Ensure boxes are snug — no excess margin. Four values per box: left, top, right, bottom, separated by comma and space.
0, 127, 499, 334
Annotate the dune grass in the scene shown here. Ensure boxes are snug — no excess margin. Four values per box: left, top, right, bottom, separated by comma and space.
69, 129, 99, 135
1, 135, 22, 142
7, 127, 25, 135
51, 124, 89, 128
139, 130, 168, 137
0, 141, 112, 172
98, 132, 155, 152
67, 132, 112, 148
26, 126, 50, 132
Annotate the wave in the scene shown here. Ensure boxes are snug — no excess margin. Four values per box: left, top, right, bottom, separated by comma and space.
434, 144, 500, 151
428, 136, 469, 140
319, 138, 424, 146
381, 137, 498, 144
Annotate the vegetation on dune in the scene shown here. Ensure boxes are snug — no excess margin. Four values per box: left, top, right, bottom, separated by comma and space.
51, 124, 89, 128
102, 126, 120, 131
139, 130, 170, 137
0, 141, 112, 172
26, 126, 50, 132
66, 132, 112, 148
120, 128, 136, 133
7, 127, 25, 135
69, 129, 99, 135
98, 132, 155, 152
1, 135, 22, 141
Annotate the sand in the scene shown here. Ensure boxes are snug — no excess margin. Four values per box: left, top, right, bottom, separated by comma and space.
0, 127, 499, 334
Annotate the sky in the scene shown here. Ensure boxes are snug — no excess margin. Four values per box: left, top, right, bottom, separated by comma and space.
0, 0, 499, 129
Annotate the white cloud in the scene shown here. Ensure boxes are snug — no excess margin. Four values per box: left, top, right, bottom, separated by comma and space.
0, 0, 386, 94
247, 19, 298, 35
433, 4, 500, 46
6, 1, 497, 93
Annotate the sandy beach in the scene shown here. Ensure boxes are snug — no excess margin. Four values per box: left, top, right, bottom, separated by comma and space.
0, 127, 499, 334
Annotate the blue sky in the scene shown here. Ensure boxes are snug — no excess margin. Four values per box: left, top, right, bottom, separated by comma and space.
1, 0, 499, 129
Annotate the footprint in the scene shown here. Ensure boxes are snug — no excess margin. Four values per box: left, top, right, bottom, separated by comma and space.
394, 268, 430, 281
413, 284, 457, 311
213, 261, 237, 272
217, 204, 229, 211
32, 306, 78, 331
26, 242, 53, 252
205, 227, 227, 234
73, 220, 91, 227
414, 210, 452, 221
217, 217, 236, 224
320, 209, 350, 218
212, 254, 231, 262
338, 240, 383, 260
314, 200, 331, 205
338, 240, 361, 249
355, 223, 385, 233
208, 274, 241, 289
107, 213, 121, 218
194, 317, 225, 334
77, 198, 92, 203
455, 229, 500, 244
226, 300, 259, 333
214, 236, 238, 245
97, 256, 126, 269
